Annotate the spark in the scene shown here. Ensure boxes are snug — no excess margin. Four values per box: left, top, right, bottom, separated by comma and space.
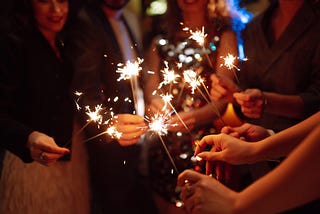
220, 53, 241, 84
183, 69, 204, 94
158, 61, 180, 89
187, 26, 207, 46
220, 53, 240, 71
116, 58, 144, 81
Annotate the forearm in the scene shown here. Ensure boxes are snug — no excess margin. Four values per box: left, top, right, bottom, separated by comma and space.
234, 125, 320, 214
263, 92, 304, 119
252, 112, 320, 162
194, 102, 227, 127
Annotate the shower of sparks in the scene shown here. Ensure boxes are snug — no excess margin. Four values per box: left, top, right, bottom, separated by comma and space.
85, 104, 104, 125
116, 58, 144, 81
187, 26, 207, 46
106, 126, 122, 139
116, 58, 143, 112
146, 111, 179, 174
185, 26, 214, 69
158, 61, 180, 89
146, 111, 173, 136
220, 53, 244, 84
183, 69, 204, 94
220, 53, 240, 71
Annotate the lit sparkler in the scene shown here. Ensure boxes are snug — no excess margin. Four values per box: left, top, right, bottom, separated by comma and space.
160, 93, 190, 133
158, 61, 180, 92
186, 26, 214, 69
183, 70, 225, 124
63, 104, 104, 147
116, 57, 144, 112
220, 53, 243, 84
146, 111, 179, 174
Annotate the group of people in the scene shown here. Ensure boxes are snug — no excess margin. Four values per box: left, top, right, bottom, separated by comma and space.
0, 0, 319, 214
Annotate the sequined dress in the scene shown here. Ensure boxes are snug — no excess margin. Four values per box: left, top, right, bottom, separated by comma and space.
147, 32, 222, 204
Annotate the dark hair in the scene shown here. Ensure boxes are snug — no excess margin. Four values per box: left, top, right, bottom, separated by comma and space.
1, 0, 79, 35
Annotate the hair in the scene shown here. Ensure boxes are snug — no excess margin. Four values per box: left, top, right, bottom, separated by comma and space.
2, 0, 79, 35
165, 0, 234, 43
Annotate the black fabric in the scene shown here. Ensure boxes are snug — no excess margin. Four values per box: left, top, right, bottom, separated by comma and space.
0, 27, 75, 162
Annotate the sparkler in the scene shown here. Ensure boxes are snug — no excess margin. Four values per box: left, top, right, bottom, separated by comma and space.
116, 57, 144, 113
160, 93, 190, 133
220, 53, 244, 84
158, 61, 180, 93
146, 111, 179, 174
183, 69, 225, 125
186, 26, 214, 69
63, 104, 104, 147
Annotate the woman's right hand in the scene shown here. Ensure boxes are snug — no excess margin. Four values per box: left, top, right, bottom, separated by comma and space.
27, 131, 70, 166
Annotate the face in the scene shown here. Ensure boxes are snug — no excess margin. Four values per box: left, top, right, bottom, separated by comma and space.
102, 0, 130, 10
32, 0, 69, 34
177, 0, 208, 13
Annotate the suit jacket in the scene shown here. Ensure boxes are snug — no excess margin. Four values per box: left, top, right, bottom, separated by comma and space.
68, 5, 156, 214
239, 0, 320, 132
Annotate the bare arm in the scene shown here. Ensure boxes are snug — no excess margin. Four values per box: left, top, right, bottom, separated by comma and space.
235, 124, 320, 214
195, 112, 320, 164
178, 123, 320, 214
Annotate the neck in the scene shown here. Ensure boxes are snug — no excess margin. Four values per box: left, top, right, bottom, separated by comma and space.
277, 0, 304, 19
182, 12, 207, 30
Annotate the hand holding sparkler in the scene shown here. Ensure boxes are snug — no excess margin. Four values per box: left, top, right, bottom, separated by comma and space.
233, 89, 266, 119
27, 131, 70, 166
210, 74, 240, 103
110, 114, 147, 146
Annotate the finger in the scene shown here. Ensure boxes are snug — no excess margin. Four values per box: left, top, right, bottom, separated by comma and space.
42, 152, 66, 161
36, 144, 70, 155
116, 114, 144, 123
220, 126, 232, 134
116, 124, 147, 133
197, 151, 224, 162
215, 161, 224, 182
206, 160, 215, 175
177, 169, 202, 186
194, 135, 219, 156
118, 138, 140, 146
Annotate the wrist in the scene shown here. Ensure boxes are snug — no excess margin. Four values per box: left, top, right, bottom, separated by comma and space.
261, 92, 268, 113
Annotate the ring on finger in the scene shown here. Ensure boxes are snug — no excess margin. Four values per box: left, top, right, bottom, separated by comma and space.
39, 152, 46, 161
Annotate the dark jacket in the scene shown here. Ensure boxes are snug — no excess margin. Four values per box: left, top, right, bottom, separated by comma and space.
239, 0, 320, 132
0, 27, 75, 162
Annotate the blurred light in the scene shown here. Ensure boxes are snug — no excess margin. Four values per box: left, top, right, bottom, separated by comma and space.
146, 0, 167, 16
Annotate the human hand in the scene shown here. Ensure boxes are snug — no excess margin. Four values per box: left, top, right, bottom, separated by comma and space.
177, 169, 236, 214
194, 134, 254, 174
233, 89, 265, 119
146, 97, 165, 115
112, 114, 147, 146
210, 74, 239, 103
27, 131, 70, 166
167, 110, 195, 133
221, 123, 271, 142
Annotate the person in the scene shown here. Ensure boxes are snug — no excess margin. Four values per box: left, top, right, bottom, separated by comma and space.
68, 0, 157, 213
143, 0, 242, 212
210, 0, 320, 187
0, 0, 90, 213
177, 111, 320, 214
211, 0, 320, 132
